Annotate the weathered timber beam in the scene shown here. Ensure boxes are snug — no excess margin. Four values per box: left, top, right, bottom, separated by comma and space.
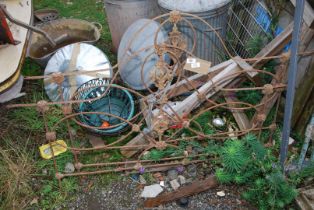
165, 59, 234, 99
291, 0, 314, 28
224, 95, 251, 130
144, 176, 218, 208
292, 58, 314, 133
250, 62, 289, 128
294, 86, 314, 136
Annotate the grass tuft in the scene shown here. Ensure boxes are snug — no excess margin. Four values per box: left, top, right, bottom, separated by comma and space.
0, 139, 35, 210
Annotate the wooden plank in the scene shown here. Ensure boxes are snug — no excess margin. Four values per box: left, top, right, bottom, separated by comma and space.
120, 130, 150, 157
296, 29, 314, 87
174, 61, 240, 117
299, 27, 314, 52
251, 23, 313, 128
251, 23, 314, 127
233, 56, 255, 77
224, 95, 251, 130
87, 134, 105, 148
144, 176, 218, 208
250, 62, 288, 128
295, 88, 314, 138
167, 80, 205, 98
165, 59, 234, 98
292, 57, 314, 130
291, 0, 314, 28
287, 24, 314, 130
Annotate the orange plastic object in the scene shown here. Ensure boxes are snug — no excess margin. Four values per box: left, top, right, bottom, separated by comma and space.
101, 121, 110, 128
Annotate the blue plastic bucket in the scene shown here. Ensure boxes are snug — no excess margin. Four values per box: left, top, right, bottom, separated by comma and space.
73, 79, 135, 135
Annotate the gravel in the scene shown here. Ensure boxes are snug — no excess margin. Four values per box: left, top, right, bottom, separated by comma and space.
64, 162, 75, 174
167, 169, 178, 180
66, 177, 255, 210
67, 177, 143, 210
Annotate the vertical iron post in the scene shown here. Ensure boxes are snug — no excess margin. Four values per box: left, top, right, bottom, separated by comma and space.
280, 0, 305, 168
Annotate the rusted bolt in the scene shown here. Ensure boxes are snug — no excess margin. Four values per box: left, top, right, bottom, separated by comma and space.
280, 52, 291, 64
74, 162, 83, 170
46, 131, 56, 141
257, 114, 266, 123
269, 123, 277, 131
55, 173, 64, 180
169, 10, 182, 23
62, 104, 72, 115
198, 134, 205, 140
155, 141, 167, 150
71, 149, 80, 155
51, 72, 64, 85
36, 100, 49, 113
262, 84, 274, 95
132, 124, 140, 132
182, 120, 190, 128
197, 93, 206, 101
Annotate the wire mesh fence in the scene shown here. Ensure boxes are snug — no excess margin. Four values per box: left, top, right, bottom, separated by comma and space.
226, 0, 274, 58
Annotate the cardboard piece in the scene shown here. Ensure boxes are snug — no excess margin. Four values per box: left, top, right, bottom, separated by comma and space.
184, 57, 212, 75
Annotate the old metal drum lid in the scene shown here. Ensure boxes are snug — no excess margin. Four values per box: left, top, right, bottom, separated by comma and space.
118, 19, 168, 90
44, 43, 112, 102
158, 0, 231, 13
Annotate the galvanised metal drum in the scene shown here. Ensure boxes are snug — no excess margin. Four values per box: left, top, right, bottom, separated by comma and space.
158, 0, 231, 65
104, 0, 160, 53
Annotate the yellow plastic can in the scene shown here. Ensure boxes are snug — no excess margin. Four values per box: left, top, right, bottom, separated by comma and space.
39, 140, 67, 159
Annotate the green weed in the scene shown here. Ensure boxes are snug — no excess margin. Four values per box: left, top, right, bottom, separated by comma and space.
216, 134, 298, 210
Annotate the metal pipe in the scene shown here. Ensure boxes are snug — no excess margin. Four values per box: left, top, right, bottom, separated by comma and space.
298, 114, 314, 169
280, 0, 305, 168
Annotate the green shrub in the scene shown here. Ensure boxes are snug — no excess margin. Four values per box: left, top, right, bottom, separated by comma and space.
216, 134, 297, 210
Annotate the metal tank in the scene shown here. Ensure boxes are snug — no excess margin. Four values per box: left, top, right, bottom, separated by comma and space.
104, 0, 160, 53
158, 0, 231, 64
118, 19, 169, 90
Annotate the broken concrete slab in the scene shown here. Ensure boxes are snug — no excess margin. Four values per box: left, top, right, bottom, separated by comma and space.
140, 184, 164, 198
170, 179, 180, 190
217, 191, 226, 197
178, 175, 186, 185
